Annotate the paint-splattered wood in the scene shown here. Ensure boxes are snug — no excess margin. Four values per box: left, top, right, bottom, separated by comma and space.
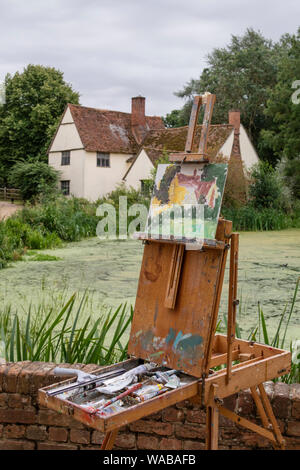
128, 240, 226, 377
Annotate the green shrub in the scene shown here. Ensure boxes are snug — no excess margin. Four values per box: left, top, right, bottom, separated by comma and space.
248, 161, 288, 210
222, 206, 299, 231
8, 161, 60, 202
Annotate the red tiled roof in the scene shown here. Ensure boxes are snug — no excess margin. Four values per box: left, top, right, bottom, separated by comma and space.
68, 104, 164, 154
123, 124, 234, 180
141, 124, 234, 162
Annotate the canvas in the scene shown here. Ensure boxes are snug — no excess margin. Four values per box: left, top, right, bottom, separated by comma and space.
145, 163, 228, 242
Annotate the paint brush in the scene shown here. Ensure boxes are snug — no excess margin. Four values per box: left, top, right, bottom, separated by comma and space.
96, 382, 144, 413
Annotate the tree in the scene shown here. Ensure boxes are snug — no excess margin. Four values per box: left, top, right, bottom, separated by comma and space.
0, 65, 79, 181
261, 28, 300, 196
248, 161, 288, 211
8, 161, 60, 201
166, 29, 285, 162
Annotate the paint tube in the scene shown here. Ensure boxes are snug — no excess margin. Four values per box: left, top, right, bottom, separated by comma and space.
154, 370, 177, 383
97, 400, 124, 416
165, 374, 180, 389
96, 374, 135, 395
96, 363, 156, 395
134, 383, 165, 397
136, 387, 167, 402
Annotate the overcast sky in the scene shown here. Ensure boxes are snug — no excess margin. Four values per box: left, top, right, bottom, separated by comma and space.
0, 0, 299, 116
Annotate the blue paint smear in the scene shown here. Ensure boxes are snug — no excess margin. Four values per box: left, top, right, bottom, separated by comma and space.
166, 328, 176, 345
173, 331, 183, 350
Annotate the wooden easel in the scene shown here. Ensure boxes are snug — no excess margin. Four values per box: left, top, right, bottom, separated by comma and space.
39, 94, 290, 451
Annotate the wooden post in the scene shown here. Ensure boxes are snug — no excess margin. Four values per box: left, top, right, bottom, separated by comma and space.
226, 233, 239, 383
185, 96, 202, 153
164, 243, 185, 309
198, 93, 216, 157
101, 429, 119, 450
206, 384, 219, 450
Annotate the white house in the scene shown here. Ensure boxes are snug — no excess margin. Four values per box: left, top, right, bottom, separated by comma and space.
48, 97, 259, 201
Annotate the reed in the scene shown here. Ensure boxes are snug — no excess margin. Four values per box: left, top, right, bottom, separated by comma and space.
0, 292, 132, 365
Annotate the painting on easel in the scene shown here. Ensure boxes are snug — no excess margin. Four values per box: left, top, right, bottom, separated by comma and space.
145, 162, 228, 242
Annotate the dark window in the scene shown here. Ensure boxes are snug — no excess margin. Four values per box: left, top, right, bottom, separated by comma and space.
61, 151, 70, 165
97, 152, 110, 167
61, 180, 70, 196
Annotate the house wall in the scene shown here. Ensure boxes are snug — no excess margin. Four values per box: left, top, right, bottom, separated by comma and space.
48, 150, 86, 198
123, 150, 154, 191
217, 130, 234, 160
239, 125, 259, 172
83, 152, 132, 200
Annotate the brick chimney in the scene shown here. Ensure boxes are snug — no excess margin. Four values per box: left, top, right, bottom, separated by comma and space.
228, 109, 241, 155
131, 96, 147, 144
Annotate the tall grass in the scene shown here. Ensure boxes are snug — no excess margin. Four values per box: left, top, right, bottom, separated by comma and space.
222, 206, 300, 232
0, 293, 132, 365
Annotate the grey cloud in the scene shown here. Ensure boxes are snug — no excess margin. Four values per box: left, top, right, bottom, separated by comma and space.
0, 0, 299, 115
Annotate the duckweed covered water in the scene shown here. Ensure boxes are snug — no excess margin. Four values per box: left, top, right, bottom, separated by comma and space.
0, 229, 299, 346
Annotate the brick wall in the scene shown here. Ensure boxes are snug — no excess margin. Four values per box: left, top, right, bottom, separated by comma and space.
0, 361, 299, 450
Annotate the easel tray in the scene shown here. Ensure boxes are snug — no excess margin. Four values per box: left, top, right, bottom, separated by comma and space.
38, 335, 290, 434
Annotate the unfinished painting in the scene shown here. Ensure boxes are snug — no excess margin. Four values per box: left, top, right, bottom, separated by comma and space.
145, 163, 228, 242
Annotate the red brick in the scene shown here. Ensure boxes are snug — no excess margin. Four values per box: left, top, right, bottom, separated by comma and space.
144, 411, 162, 421
263, 381, 275, 399
0, 393, 7, 407
220, 426, 242, 440
175, 423, 206, 440
38, 409, 83, 428
16, 362, 42, 394
284, 436, 300, 450
115, 432, 136, 449
287, 420, 300, 437
160, 438, 182, 450
3, 363, 26, 393
186, 409, 206, 424
70, 429, 90, 444
129, 419, 173, 436
237, 390, 254, 416
26, 425, 47, 441
291, 384, 300, 420
240, 432, 272, 449
7, 393, 31, 409
49, 426, 68, 442
0, 408, 36, 424
37, 442, 78, 450
137, 434, 159, 450
273, 382, 291, 419
223, 394, 238, 412
0, 439, 35, 450
183, 440, 205, 450
91, 430, 105, 445
176, 400, 193, 409
4, 424, 26, 438
162, 407, 184, 423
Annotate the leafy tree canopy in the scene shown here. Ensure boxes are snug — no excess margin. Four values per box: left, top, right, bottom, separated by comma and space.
164, 29, 291, 163
8, 160, 60, 201
0, 64, 79, 181
261, 28, 300, 161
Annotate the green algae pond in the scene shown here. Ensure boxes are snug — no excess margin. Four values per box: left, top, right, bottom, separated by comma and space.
0, 229, 299, 347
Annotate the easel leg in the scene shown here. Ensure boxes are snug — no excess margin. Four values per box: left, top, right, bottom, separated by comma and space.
101, 429, 119, 450
206, 405, 219, 450
257, 384, 285, 450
